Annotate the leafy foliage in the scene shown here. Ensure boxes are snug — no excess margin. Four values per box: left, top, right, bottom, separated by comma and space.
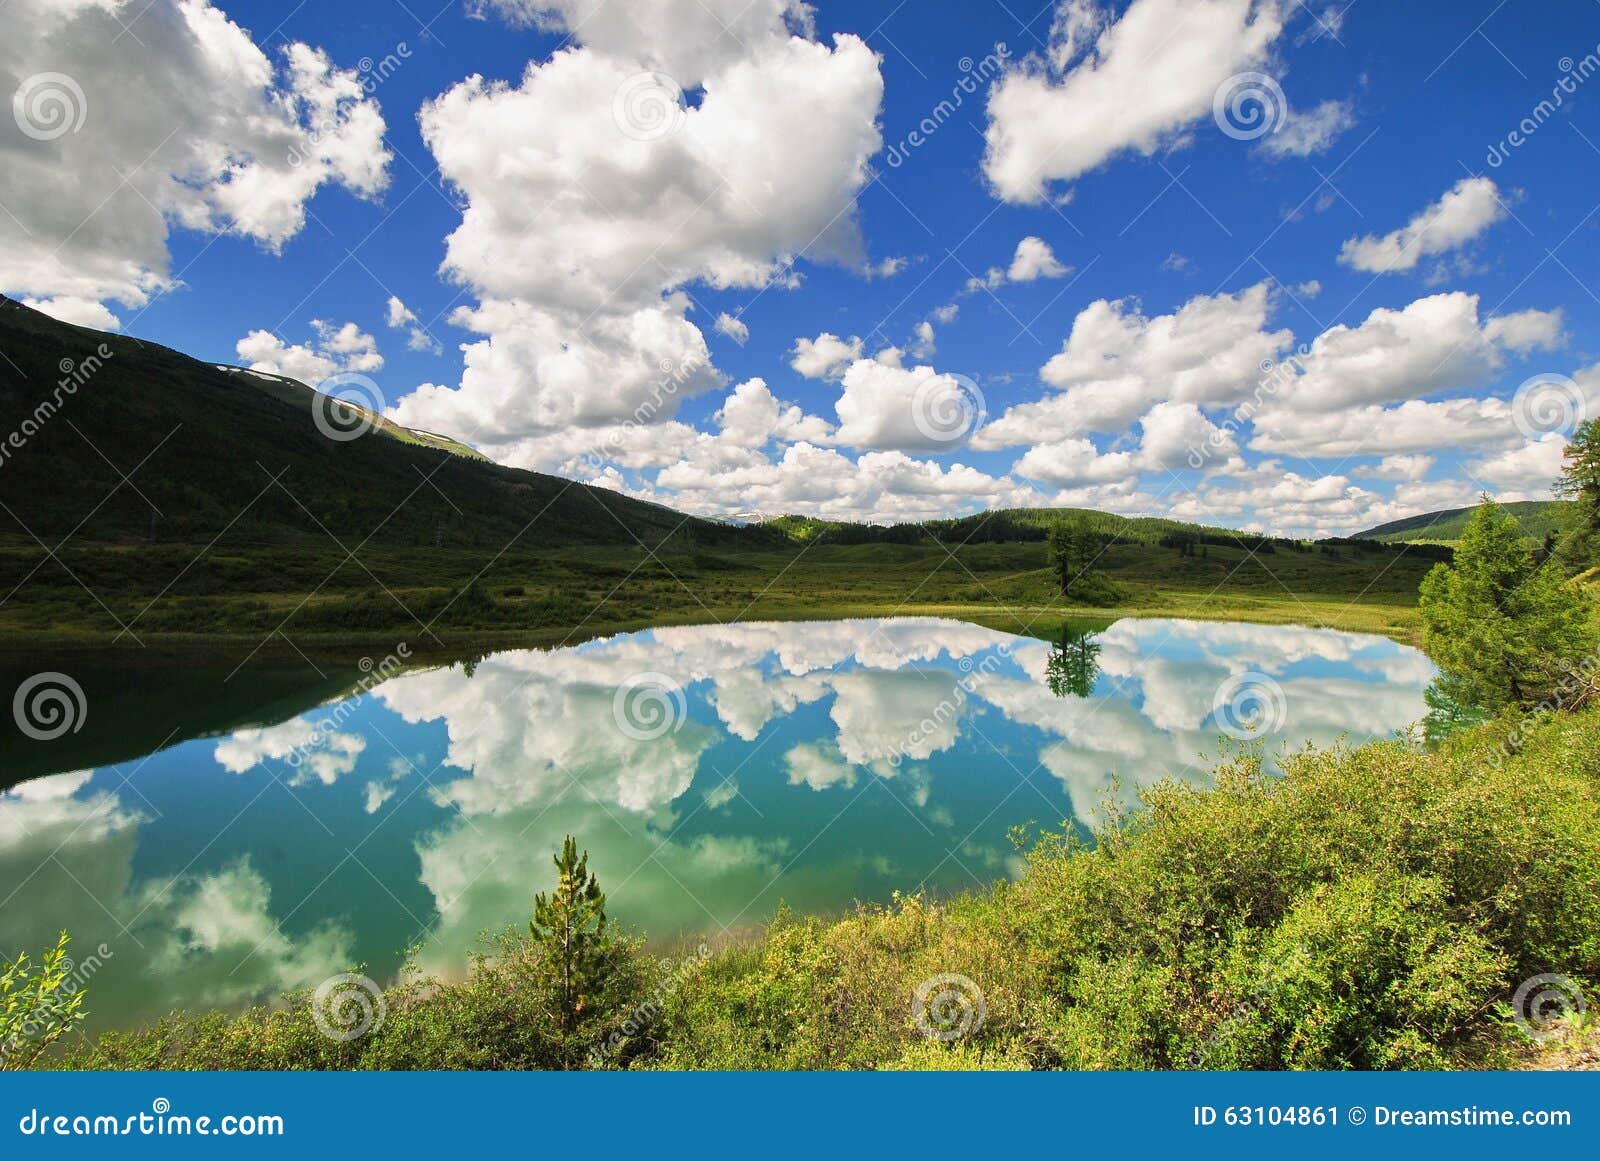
1048, 519, 1125, 604
1045, 624, 1101, 698
1557, 419, 1600, 569
1418, 498, 1598, 712
2, 931, 87, 1070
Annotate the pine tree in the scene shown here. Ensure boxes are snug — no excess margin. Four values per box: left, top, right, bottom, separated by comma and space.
1048, 519, 1099, 596
1557, 419, 1600, 569
1418, 498, 1598, 712
530, 836, 608, 1036
1045, 624, 1102, 698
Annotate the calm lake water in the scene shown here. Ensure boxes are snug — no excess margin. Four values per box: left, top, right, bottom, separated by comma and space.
0, 617, 1435, 1033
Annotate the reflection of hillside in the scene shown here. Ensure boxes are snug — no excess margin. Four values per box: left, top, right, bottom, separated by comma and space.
0, 660, 387, 790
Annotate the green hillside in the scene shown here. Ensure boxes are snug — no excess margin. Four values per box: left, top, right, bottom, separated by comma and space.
1357, 500, 1573, 546
0, 298, 1452, 646
0, 295, 729, 551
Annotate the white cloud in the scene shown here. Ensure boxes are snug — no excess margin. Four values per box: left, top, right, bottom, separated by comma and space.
790, 332, 865, 380
714, 312, 750, 345
983, 0, 1286, 202
394, 12, 884, 454
975, 283, 1292, 447
650, 438, 1044, 523
1008, 236, 1069, 281
1469, 434, 1569, 496
1259, 97, 1356, 157
385, 296, 417, 329
0, 0, 389, 316
1338, 177, 1505, 274
715, 378, 833, 446
383, 295, 441, 355
419, 35, 877, 316
19, 296, 121, 331
236, 320, 383, 385
831, 360, 986, 452
1013, 401, 1239, 485
390, 295, 720, 442
469, 0, 819, 88
1354, 454, 1435, 481
1483, 307, 1566, 353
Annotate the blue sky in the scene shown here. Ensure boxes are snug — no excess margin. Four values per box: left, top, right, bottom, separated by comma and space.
6, 0, 1600, 533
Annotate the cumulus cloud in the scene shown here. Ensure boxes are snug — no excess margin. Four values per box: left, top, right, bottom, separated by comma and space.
385, 295, 442, 354
974, 282, 1292, 447
1258, 98, 1356, 158
1245, 292, 1564, 457
1338, 177, 1506, 274
790, 332, 866, 380
19, 296, 122, 331
715, 378, 833, 446
715, 312, 751, 345
983, 0, 1286, 202
391, 8, 884, 455
1008, 236, 1070, 281
1013, 402, 1239, 485
468, 0, 819, 87
0, 0, 389, 321
1469, 435, 1570, 497
1354, 454, 1435, 481
830, 360, 987, 452
1483, 307, 1566, 353
235, 320, 383, 385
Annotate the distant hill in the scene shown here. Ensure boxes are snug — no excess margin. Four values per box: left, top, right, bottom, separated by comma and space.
1356, 500, 1573, 545
767, 507, 1370, 553
0, 296, 734, 550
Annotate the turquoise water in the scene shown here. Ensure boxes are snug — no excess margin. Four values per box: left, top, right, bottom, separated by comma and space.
0, 617, 1434, 1032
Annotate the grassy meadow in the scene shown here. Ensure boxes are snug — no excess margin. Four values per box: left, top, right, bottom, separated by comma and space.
0, 529, 1443, 657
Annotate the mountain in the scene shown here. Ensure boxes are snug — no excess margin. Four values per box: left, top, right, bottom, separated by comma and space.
0, 295, 734, 550
1356, 500, 1573, 545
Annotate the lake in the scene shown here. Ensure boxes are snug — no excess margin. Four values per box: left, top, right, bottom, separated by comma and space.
0, 617, 1435, 1033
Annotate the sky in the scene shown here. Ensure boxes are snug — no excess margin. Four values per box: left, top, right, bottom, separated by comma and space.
4, 0, 1600, 536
